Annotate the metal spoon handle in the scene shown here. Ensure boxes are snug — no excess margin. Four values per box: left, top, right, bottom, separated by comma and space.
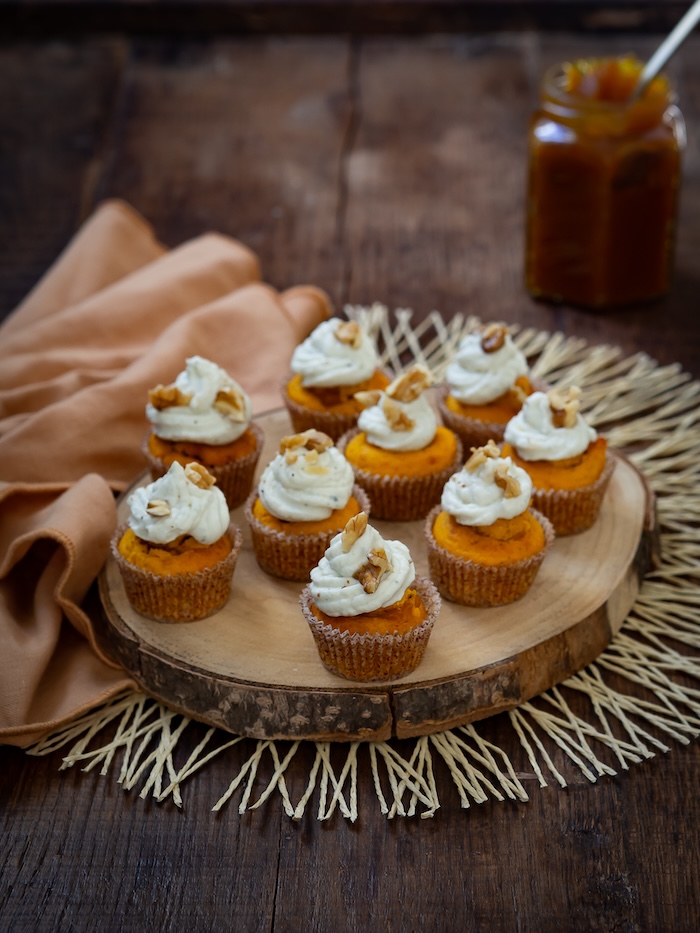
636, 0, 700, 98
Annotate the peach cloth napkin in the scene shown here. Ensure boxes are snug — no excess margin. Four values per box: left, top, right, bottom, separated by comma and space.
0, 200, 331, 747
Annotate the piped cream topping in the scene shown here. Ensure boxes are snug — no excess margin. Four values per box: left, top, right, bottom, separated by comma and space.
257, 430, 355, 522
440, 440, 533, 526
128, 461, 230, 545
290, 318, 379, 387
356, 365, 436, 452
445, 324, 528, 405
147, 355, 252, 444
503, 388, 596, 461
309, 512, 415, 617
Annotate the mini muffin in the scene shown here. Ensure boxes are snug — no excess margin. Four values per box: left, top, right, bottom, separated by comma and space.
437, 323, 535, 450
244, 429, 371, 582
300, 512, 440, 682
337, 365, 462, 521
143, 355, 263, 510
425, 440, 554, 607
112, 461, 242, 623
502, 386, 615, 535
282, 318, 391, 440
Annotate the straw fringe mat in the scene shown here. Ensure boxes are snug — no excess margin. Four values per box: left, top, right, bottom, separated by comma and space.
26, 306, 700, 821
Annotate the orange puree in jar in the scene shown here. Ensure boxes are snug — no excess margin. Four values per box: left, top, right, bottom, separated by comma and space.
432, 510, 545, 566
344, 426, 458, 478
148, 428, 258, 468
251, 495, 363, 536
311, 588, 427, 637
445, 375, 533, 424
526, 55, 683, 309
286, 370, 391, 414
501, 437, 607, 491
117, 527, 232, 575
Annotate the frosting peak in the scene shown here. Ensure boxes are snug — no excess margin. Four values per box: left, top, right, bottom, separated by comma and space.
440, 440, 533, 526
504, 389, 597, 461
290, 318, 379, 387
258, 430, 355, 522
147, 356, 252, 444
128, 461, 230, 545
309, 512, 416, 616
356, 364, 437, 451
445, 324, 528, 404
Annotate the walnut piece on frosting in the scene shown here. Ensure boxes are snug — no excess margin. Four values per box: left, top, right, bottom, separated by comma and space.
355, 547, 392, 594
382, 397, 415, 432
465, 439, 501, 471
548, 386, 582, 429
146, 499, 171, 517
341, 511, 368, 552
334, 320, 363, 349
280, 429, 334, 465
386, 364, 433, 403
480, 323, 508, 354
148, 384, 193, 410
185, 462, 217, 489
213, 386, 248, 422
354, 389, 383, 409
494, 461, 521, 498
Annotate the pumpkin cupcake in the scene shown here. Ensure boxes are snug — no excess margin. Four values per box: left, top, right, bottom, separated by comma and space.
300, 512, 440, 682
426, 440, 554, 607
245, 429, 371, 582
338, 365, 462, 521
143, 355, 263, 510
437, 323, 535, 450
112, 461, 242, 623
282, 318, 391, 440
502, 386, 615, 535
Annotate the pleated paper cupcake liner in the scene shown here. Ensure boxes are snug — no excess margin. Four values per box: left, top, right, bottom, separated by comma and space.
530, 453, 617, 536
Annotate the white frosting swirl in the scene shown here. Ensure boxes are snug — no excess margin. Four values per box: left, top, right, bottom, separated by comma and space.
309, 521, 415, 617
357, 392, 437, 451
291, 318, 379, 387
441, 455, 532, 526
128, 462, 230, 545
258, 445, 355, 522
504, 391, 597, 461
445, 331, 528, 404
147, 356, 252, 444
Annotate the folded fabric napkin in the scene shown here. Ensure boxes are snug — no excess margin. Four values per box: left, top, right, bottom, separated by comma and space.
0, 200, 331, 746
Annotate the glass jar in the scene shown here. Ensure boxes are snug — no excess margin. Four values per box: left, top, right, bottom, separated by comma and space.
525, 56, 684, 309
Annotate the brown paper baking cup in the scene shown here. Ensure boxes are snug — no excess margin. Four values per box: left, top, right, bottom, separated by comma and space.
337, 429, 463, 522
244, 485, 371, 582
300, 576, 440, 682
425, 505, 555, 607
530, 453, 616, 536
280, 376, 362, 441
141, 421, 264, 511
111, 523, 242, 623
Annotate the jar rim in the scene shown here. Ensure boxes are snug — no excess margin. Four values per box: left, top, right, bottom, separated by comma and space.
541, 61, 675, 115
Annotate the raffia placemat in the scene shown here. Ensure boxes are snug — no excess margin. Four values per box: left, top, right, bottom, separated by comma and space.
26, 306, 700, 820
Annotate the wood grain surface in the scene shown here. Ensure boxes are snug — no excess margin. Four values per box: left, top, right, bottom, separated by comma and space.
2, 27, 700, 933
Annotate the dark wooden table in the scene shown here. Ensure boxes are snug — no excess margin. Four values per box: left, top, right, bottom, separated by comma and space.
2, 10, 700, 932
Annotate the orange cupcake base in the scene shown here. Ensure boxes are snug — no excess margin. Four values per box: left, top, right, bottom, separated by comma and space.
111, 523, 242, 623
528, 452, 617, 536
300, 576, 441, 682
281, 371, 391, 441
142, 422, 264, 511
244, 485, 371, 582
337, 428, 463, 521
425, 505, 554, 607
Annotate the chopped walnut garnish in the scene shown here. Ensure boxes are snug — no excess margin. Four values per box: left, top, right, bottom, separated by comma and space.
354, 389, 383, 409
480, 323, 508, 354
382, 397, 415, 432
354, 548, 392, 594
334, 320, 363, 349
508, 381, 528, 406
280, 429, 333, 455
465, 439, 501, 471
341, 512, 368, 552
213, 386, 247, 422
146, 499, 171, 517
549, 386, 582, 429
184, 462, 216, 489
386, 365, 432, 403
494, 462, 521, 499
148, 384, 192, 410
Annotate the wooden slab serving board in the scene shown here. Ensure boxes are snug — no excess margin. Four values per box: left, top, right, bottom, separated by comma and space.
97, 408, 658, 742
